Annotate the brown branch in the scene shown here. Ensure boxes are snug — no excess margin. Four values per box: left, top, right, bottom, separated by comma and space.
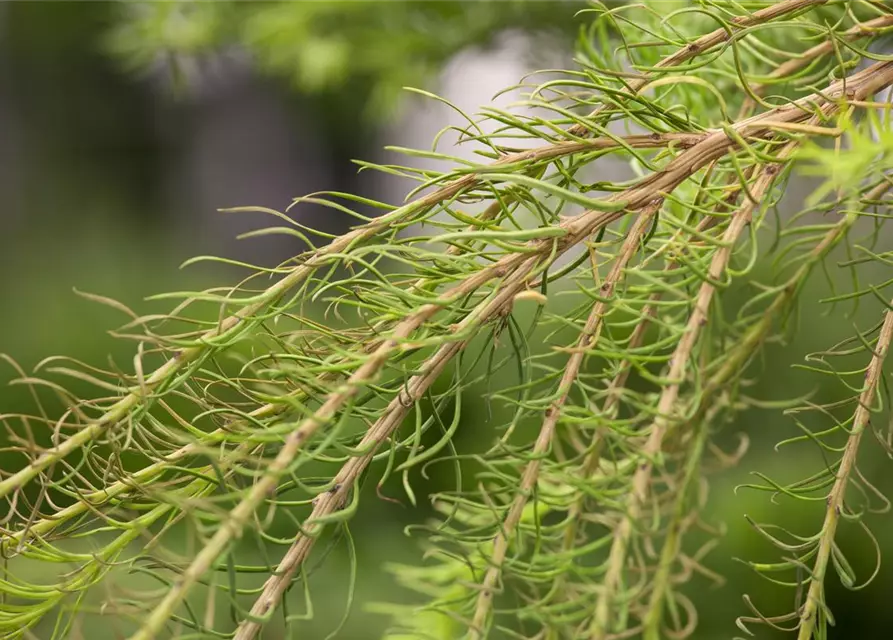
566, 0, 831, 137
0, 131, 690, 506
1, 132, 699, 555
564, 164, 885, 576
738, 14, 893, 116
230, 259, 542, 640
797, 304, 893, 639
644, 177, 893, 637
128, 60, 893, 640
590, 150, 892, 639
468, 200, 662, 639
588, 138, 804, 639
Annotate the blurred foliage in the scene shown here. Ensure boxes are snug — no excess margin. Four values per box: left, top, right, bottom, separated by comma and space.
104, 0, 585, 119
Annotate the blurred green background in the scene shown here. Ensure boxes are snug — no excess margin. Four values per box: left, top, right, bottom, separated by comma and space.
1, 2, 892, 638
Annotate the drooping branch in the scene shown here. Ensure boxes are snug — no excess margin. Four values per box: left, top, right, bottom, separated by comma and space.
0, 132, 689, 505
226, 61, 893, 640
126, 59, 893, 640
468, 200, 661, 639
640, 179, 891, 638
589, 137, 806, 638
4, 6, 893, 639
566, 0, 832, 137
128, 252, 547, 640
230, 257, 550, 640
796, 303, 893, 639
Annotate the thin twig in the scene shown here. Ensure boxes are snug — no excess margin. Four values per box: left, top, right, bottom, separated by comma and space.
797, 304, 893, 639
129, 255, 542, 640
738, 14, 893, 116
0, 133, 691, 505
468, 200, 661, 639
230, 259, 544, 640
589, 139, 803, 638
642, 401, 724, 640
567, 0, 830, 137
559, 208, 728, 567
641, 179, 893, 637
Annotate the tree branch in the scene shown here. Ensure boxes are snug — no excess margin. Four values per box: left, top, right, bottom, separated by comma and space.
797, 303, 893, 639
566, 0, 831, 137
589, 138, 804, 638
469, 200, 661, 639
126, 59, 893, 640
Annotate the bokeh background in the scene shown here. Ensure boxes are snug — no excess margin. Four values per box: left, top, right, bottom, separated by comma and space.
1, 2, 892, 638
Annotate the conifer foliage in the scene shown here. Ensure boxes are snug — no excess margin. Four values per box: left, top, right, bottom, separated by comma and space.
2, 1, 893, 639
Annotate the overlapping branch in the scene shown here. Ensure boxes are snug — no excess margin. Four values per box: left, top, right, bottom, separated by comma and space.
229, 61, 893, 640
468, 201, 661, 639
3, 4, 893, 640
588, 141, 804, 638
